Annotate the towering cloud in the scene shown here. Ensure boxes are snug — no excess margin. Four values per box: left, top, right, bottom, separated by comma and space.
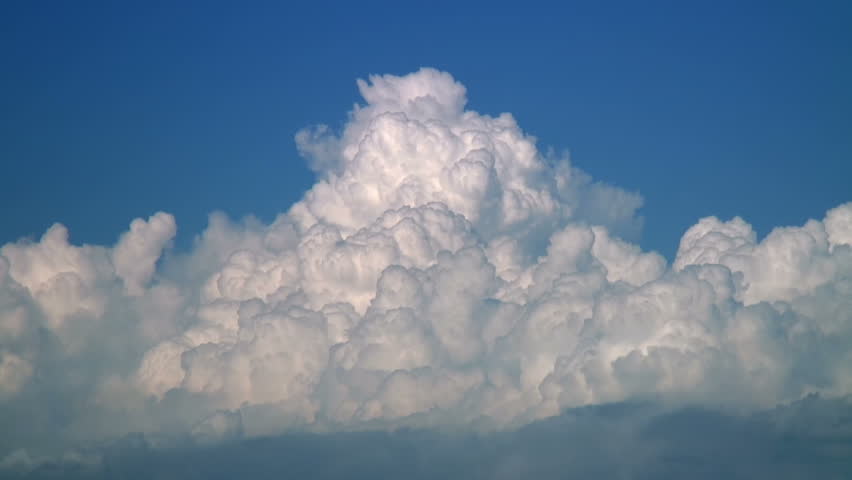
1, 68, 850, 469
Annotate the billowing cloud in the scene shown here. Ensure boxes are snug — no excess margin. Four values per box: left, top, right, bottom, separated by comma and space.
1, 68, 851, 471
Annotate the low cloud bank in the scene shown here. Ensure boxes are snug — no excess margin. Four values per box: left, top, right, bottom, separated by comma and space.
6, 396, 852, 479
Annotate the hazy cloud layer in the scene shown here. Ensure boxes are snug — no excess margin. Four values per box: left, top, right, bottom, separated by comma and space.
1, 68, 851, 470
6, 396, 852, 479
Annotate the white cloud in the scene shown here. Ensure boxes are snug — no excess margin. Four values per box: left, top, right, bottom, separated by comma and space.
112, 212, 176, 296
1, 68, 850, 462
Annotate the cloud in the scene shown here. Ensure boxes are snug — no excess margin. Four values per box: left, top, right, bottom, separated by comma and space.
6, 396, 852, 479
1, 68, 851, 469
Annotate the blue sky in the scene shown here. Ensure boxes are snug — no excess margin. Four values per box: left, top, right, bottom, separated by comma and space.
2, 1, 849, 259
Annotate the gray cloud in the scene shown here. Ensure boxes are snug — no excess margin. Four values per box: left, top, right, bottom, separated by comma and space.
6, 395, 852, 479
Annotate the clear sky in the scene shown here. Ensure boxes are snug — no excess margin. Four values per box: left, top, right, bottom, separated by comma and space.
2, 1, 850, 259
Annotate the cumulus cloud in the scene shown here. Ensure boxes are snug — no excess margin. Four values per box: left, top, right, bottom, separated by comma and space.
1, 68, 851, 469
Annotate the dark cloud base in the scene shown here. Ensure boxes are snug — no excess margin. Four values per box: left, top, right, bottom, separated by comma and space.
9, 396, 851, 479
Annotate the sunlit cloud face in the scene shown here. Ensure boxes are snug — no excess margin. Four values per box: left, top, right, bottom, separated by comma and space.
1, 69, 851, 475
